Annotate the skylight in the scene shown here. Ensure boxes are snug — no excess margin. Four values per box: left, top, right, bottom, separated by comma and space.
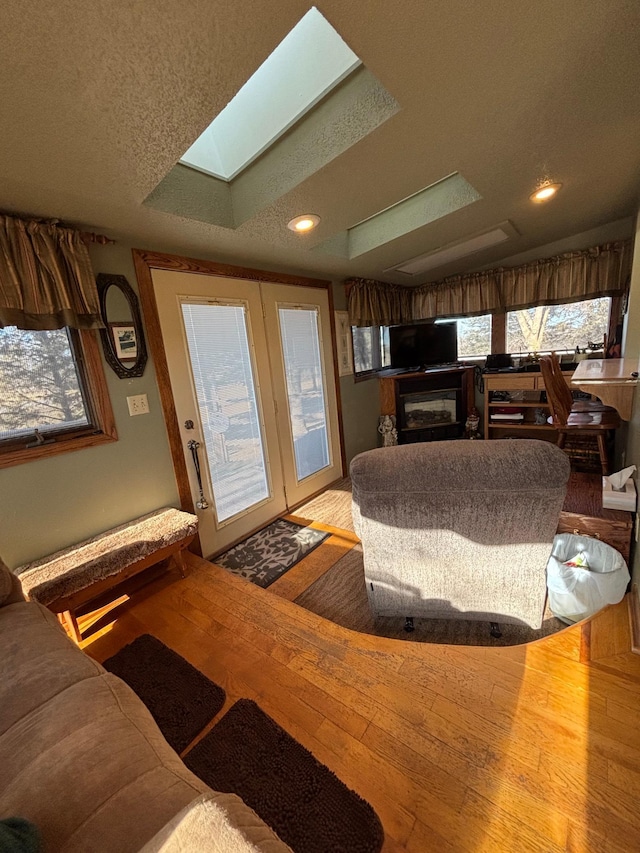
180, 7, 361, 182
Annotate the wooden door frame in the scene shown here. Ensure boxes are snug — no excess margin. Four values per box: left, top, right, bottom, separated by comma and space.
132, 248, 347, 518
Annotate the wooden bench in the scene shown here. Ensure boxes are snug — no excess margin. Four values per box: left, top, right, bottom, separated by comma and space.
17, 507, 198, 643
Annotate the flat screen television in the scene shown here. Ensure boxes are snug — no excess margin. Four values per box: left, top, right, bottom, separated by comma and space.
389, 322, 458, 369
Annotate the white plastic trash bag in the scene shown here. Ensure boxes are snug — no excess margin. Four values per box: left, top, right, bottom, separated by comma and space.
546, 533, 630, 624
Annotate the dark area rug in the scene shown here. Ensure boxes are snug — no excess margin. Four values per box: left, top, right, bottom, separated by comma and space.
295, 545, 566, 647
184, 699, 384, 853
103, 634, 226, 752
215, 518, 330, 588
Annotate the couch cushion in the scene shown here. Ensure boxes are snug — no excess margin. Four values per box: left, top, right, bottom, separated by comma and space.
141, 792, 293, 853
0, 673, 209, 852
0, 556, 24, 606
0, 601, 103, 737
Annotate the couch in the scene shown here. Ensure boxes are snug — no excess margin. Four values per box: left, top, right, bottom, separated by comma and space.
351, 439, 571, 630
0, 560, 291, 853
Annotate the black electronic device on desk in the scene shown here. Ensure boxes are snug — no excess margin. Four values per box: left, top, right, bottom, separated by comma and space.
483, 353, 514, 372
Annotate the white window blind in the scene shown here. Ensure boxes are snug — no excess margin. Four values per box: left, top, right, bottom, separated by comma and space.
181, 302, 270, 522
278, 307, 330, 481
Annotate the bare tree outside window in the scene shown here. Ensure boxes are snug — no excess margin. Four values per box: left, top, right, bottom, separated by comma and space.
0, 327, 89, 442
352, 326, 391, 374
453, 315, 492, 358
507, 298, 611, 354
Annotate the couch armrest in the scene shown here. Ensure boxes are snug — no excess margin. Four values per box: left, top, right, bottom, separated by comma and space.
0, 558, 25, 606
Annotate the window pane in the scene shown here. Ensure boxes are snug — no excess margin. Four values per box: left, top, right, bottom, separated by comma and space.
380, 326, 391, 367
507, 298, 611, 354
351, 325, 390, 373
352, 326, 377, 372
0, 326, 89, 442
456, 315, 491, 358
181, 302, 270, 523
279, 307, 330, 481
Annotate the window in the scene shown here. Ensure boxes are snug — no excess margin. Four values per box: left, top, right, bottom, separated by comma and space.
506, 297, 611, 354
352, 325, 390, 375
437, 315, 492, 359
0, 326, 116, 466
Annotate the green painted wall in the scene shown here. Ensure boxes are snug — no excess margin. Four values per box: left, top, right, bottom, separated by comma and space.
0, 248, 379, 568
1, 243, 179, 568
332, 282, 381, 466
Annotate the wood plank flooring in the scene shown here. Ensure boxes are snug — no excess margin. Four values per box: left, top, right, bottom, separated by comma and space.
79, 533, 640, 853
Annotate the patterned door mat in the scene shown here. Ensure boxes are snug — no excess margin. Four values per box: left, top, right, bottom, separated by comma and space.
184, 699, 384, 853
214, 518, 330, 588
103, 634, 226, 753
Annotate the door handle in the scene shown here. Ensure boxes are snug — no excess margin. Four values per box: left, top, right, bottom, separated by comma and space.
187, 439, 210, 510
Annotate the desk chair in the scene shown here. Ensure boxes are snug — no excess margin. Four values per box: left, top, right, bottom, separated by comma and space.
539, 355, 620, 475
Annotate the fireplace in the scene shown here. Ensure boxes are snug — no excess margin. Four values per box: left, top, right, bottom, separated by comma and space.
379, 365, 475, 445
398, 386, 463, 443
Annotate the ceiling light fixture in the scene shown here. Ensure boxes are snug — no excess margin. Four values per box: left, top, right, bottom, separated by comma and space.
287, 214, 320, 233
530, 182, 562, 203
386, 221, 519, 277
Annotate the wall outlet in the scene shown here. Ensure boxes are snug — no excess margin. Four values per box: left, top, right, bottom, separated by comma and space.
127, 394, 149, 416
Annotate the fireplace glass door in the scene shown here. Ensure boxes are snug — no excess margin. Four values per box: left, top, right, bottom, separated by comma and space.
398, 388, 463, 443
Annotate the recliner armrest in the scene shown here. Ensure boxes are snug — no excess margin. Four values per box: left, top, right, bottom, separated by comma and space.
0, 557, 25, 606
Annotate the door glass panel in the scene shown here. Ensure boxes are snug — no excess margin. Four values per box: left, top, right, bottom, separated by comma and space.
278, 307, 330, 480
181, 302, 270, 522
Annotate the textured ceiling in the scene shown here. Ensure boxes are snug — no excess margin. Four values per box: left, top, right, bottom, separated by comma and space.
1, 1, 639, 284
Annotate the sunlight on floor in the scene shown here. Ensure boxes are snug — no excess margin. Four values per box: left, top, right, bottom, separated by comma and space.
483, 641, 590, 851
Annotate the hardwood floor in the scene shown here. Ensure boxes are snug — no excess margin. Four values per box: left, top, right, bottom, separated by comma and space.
80, 540, 640, 853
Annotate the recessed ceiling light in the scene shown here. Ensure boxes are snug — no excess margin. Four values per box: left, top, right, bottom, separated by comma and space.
530, 182, 562, 203
287, 214, 320, 233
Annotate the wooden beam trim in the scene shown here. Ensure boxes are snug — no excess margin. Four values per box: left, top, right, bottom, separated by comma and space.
132, 249, 331, 289
132, 250, 195, 517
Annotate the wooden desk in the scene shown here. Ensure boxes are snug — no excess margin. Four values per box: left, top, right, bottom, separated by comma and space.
483, 369, 572, 441
571, 357, 640, 420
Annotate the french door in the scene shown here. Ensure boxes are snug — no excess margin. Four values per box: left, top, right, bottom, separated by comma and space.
151, 269, 342, 557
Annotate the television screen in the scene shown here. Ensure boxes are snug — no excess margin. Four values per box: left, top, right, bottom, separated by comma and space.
389, 322, 457, 368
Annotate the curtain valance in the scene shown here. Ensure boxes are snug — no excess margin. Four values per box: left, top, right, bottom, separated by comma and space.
411, 272, 503, 321
493, 240, 632, 316
0, 214, 102, 331
346, 239, 632, 326
345, 277, 412, 327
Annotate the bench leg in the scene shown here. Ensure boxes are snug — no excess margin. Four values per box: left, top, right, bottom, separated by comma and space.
62, 610, 82, 644
174, 549, 188, 579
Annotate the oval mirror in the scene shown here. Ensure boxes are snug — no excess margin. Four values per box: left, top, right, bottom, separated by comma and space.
97, 273, 148, 378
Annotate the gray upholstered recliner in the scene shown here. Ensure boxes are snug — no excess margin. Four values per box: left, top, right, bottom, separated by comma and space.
351, 439, 570, 632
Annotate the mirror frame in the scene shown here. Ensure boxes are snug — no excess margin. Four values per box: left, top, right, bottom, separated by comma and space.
97, 273, 148, 378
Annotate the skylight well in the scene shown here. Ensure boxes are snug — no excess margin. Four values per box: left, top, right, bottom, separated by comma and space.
180, 7, 362, 181
146, 8, 399, 228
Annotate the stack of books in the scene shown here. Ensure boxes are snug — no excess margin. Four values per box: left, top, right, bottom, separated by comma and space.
491, 406, 525, 424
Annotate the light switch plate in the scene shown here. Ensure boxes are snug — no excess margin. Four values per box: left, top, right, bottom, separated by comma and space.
127, 394, 149, 416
